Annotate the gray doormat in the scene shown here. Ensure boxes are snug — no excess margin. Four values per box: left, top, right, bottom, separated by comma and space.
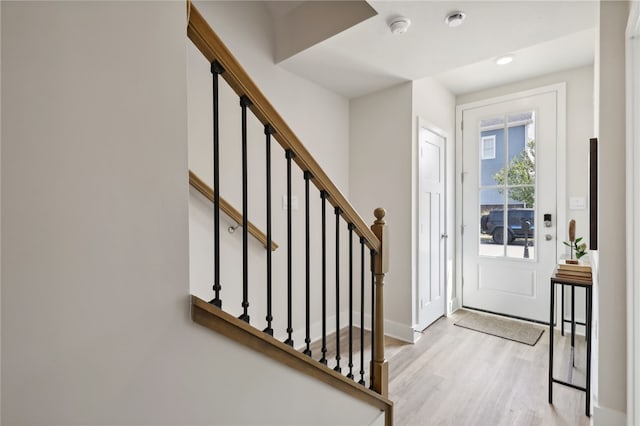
454, 311, 544, 346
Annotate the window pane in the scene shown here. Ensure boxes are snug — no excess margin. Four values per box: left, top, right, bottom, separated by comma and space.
480, 126, 505, 187
480, 116, 505, 128
505, 190, 536, 260
479, 189, 505, 257
506, 112, 536, 192
507, 111, 533, 124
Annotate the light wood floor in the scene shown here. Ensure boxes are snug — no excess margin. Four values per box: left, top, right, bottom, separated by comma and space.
311, 310, 590, 425
388, 310, 589, 426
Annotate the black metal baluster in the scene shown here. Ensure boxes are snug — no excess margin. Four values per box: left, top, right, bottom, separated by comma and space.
334, 207, 342, 373
347, 223, 355, 380
209, 61, 225, 308
263, 124, 275, 335
238, 95, 252, 323
320, 191, 328, 365
370, 249, 376, 390
303, 171, 313, 356
284, 150, 294, 346
359, 237, 366, 385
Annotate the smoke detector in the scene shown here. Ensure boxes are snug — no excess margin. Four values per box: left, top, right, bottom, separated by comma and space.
389, 17, 411, 35
444, 11, 466, 27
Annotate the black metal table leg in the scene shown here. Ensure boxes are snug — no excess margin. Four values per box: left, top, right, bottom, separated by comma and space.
549, 278, 555, 404
586, 285, 592, 417
550, 273, 593, 416
585, 291, 588, 342
561, 284, 565, 336
571, 284, 576, 367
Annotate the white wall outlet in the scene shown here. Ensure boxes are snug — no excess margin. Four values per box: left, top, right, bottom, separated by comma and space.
282, 195, 299, 211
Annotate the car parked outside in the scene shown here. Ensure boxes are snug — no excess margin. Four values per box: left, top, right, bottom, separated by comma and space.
480, 208, 535, 244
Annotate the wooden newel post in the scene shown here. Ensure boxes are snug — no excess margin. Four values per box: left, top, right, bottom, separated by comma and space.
370, 207, 389, 397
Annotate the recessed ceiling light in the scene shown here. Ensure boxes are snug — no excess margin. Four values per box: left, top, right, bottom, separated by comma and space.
496, 55, 514, 65
389, 17, 411, 35
444, 11, 466, 27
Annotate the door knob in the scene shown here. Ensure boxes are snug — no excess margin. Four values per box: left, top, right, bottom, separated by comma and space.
545, 234, 553, 241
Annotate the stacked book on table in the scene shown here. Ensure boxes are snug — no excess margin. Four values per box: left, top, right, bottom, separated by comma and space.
556, 262, 593, 283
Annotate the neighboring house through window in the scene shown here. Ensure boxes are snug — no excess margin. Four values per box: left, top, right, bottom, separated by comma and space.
481, 135, 496, 160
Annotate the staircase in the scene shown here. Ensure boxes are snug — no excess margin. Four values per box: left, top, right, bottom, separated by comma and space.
187, 3, 392, 424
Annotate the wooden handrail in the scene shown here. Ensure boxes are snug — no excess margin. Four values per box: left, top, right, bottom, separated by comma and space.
187, 5, 380, 254
191, 295, 393, 425
189, 170, 278, 251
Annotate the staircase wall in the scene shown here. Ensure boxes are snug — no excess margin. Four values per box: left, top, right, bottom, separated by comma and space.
1, 2, 380, 424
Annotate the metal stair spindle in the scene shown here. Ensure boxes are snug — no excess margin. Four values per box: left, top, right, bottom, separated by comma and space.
304, 171, 313, 356
238, 95, 252, 323
370, 248, 376, 389
347, 223, 355, 380
209, 60, 225, 308
284, 150, 295, 347
359, 237, 366, 385
263, 124, 275, 335
334, 207, 342, 374
320, 191, 328, 365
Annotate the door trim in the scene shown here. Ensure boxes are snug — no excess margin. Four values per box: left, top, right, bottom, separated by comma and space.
415, 117, 448, 329
455, 83, 567, 311
626, 3, 640, 424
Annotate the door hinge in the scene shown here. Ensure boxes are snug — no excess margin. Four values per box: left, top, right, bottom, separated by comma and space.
461, 120, 464, 131
461, 224, 465, 235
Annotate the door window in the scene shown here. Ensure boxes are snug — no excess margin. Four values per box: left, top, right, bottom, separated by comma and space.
478, 111, 536, 259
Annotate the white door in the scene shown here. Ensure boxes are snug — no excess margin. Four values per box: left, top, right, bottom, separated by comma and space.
461, 90, 560, 323
417, 125, 446, 330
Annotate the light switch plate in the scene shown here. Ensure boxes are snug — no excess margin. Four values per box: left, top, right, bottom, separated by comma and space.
569, 196, 586, 210
282, 195, 299, 211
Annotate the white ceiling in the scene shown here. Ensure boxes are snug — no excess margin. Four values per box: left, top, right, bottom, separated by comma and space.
266, 1, 598, 98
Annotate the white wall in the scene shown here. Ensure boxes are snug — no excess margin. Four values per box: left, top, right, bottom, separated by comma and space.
594, 1, 630, 423
626, 4, 640, 425
0, 1, 3, 420
349, 78, 456, 341
350, 83, 414, 340
1, 2, 381, 424
193, 1, 350, 195
411, 77, 457, 318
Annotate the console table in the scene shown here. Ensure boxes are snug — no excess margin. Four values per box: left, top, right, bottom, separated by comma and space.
548, 269, 593, 417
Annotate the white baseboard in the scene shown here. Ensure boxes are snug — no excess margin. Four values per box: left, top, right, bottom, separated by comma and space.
450, 297, 461, 313
593, 405, 626, 426
292, 311, 417, 351
293, 313, 339, 353
357, 313, 417, 343
384, 318, 418, 343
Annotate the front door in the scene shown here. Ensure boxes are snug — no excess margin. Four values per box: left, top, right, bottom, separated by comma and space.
417, 125, 446, 330
461, 89, 561, 322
